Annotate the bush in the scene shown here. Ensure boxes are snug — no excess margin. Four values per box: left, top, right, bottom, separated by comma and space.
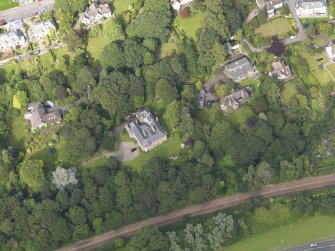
179, 7, 190, 19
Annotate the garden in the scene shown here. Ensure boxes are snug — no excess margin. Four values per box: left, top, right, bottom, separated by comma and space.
0, 0, 18, 11
255, 17, 294, 39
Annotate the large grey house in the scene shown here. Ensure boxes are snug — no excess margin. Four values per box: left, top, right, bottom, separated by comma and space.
225, 57, 258, 82
24, 103, 62, 132
125, 109, 167, 152
220, 89, 250, 111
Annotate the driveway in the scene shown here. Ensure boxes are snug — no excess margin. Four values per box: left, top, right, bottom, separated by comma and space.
0, 0, 55, 21
282, 0, 306, 45
101, 142, 139, 162
204, 65, 228, 91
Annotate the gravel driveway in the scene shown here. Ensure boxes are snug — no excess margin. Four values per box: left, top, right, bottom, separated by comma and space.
101, 142, 139, 162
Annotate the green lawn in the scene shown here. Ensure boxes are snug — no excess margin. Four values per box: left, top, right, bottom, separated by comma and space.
282, 82, 297, 105
0, 0, 18, 11
174, 12, 204, 39
196, 108, 224, 125
124, 136, 182, 169
301, 51, 328, 70
223, 216, 335, 251
326, 63, 335, 80
227, 106, 254, 129
112, 0, 135, 14
256, 18, 291, 38
313, 38, 326, 47
8, 112, 29, 149
159, 40, 177, 58
86, 36, 109, 68
312, 69, 333, 86
239, 78, 259, 88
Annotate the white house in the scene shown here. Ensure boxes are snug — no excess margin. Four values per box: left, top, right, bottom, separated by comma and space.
0, 31, 27, 52
257, 0, 283, 17
296, 0, 327, 18
326, 42, 335, 61
31, 19, 56, 41
171, 0, 193, 11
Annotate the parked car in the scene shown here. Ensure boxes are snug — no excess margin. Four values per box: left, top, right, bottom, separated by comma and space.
309, 243, 317, 247
130, 148, 137, 152
0, 19, 7, 26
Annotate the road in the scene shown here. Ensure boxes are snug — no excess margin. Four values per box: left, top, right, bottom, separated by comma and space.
0, 0, 55, 21
56, 173, 335, 251
282, 239, 335, 251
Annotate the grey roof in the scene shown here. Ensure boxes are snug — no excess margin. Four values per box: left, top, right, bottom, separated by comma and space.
221, 89, 250, 109
126, 109, 167, 150
225, 57, 256, 81
297, 0, 327, 9
269, 61, 291, 79
26, 103, 62, 130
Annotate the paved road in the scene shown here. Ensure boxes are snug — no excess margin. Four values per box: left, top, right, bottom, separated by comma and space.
56, 173, 335, 251
282, 239, 335, 251
0, 0, 55, 21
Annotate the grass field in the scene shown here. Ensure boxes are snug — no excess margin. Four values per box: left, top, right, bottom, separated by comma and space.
0, 0, 18, 11
112, 0, 135, 14
240, 78, 260, 88
174, 12, 204, 39
256, 18, 291, 38
223, 216, 335, 251
86, 36, 109, 68
312, 69, 333, 86
282, 82, 297, 105
124, 136, 182, 169
8, 112, 29, 149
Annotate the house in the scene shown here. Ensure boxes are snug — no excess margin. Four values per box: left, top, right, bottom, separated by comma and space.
24, 103, 62, 132
125, 109, 167, 152
220, 89, 250, 111
225, 57, 258, 82
225, 40, 240, 55
257, 0, 284, 17
31, 19, 56, 41
5, 20, 24, 31
326, 42, 335, 61
0, 31, 27, 51
296, 0, 327, 18
269, 61, 291, 80
171, 0, 193, 11
79, 2, 112, 25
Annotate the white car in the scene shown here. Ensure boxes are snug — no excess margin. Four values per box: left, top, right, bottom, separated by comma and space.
309, 243, 317, 247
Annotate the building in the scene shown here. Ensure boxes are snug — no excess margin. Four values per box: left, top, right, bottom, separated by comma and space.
220, 89, 250, 111
257, 0, 284, 17
171, 0, 193, 11
24, 103, 62, 132
269, 61, 291, 80
0, 31, 27, 52
326, 42, 335, 61
125, 109, 167, 152
31, 19, 56, 41
296, 0, 327, 18
5, 20, 24, 31
225, 57, 258, 82
197, 89, 206, 108
79, 2, 112, 25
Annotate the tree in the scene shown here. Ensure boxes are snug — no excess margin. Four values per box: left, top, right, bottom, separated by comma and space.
164, 101, 181, 130
19, 160, 45, 192
103, 19, 125, 42
52, 167, 78, 189
129, 226, 169, 251
179, 107, 194, 141
74, 67, 97, 95
207, 213, 234, 249
243, 161, 273, 190
184, 223, 207, 251
62, 30, 85, 52
155, 79, 179, 105
12, 90, 28, 110
100, 43, 125, 69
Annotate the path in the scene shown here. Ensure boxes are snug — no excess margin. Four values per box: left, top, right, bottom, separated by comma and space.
0, 0, 55, 21
100, 142, 139, 161
56, 173, 335, 251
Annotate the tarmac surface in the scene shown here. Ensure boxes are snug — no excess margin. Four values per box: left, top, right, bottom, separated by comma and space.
282, 239, 335, 251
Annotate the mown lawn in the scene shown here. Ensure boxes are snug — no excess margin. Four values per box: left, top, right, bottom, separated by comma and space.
8, 112, 29, 149
124, 136, 182, 169
159, 40, 177, 58
0, 0, 18, 11
174, 12, 204, 39
312, 69, 333, 86
112, 0, 135, 14
239, 78, 259, 88
282, 82, 297, 105
256, 18, 291, 38
223, 216, 335, 251
86, 36, 109, 68
196, 108, 224, 125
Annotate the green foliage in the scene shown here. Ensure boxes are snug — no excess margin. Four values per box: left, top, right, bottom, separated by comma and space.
19, 160, 45, 192
103, 19, 125, 42
129, 226, 169, 251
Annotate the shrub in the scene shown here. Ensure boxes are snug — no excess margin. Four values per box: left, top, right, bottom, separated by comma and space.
179, 7, 190, 19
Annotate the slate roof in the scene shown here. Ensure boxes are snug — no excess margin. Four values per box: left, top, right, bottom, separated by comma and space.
225, 57, 256, 81
221, 89, 250, 110
126, 109, 167, 150
297, 0, 327, 9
